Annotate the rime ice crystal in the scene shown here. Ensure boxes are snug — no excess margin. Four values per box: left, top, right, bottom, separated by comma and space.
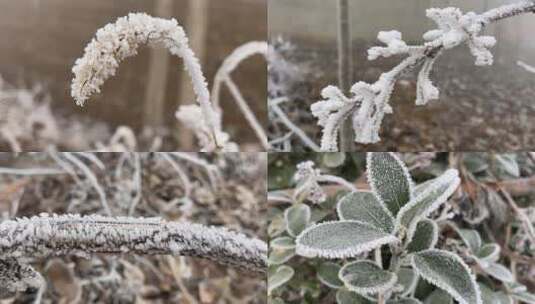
175, 105, 238, 152
0, 213, 267, 294
293, 161, 327, 204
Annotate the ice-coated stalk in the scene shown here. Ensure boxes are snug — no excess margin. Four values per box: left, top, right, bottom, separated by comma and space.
0, 214, 267, 273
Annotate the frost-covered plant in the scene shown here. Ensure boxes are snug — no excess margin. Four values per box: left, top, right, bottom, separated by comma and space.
0, 78, 59, 152
0, 213, 267, 296
268, 153, 535, 304
310, 1, 535, 151
71, 13, 236, 151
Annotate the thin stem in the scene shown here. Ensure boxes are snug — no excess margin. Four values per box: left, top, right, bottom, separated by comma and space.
337, 0, 354, 151
269, 99, 321, 151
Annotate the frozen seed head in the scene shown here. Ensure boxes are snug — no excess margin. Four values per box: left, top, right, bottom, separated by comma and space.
71, 12, 222, 150
72, 13, 193, 105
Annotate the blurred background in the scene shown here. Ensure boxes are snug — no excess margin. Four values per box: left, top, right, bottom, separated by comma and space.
268, 0, 535, 151
0, 0, 267, 151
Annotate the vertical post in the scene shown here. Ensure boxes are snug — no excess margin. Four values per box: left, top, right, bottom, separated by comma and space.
177, 0, 209, 150
337, 0, 354, 151
143, 0, 173, 127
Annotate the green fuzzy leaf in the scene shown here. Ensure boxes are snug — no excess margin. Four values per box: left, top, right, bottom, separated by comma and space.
268, 247, 295, 265
336, 288, 373, 304
494, 154, 520, 178
339, 260, 397, 295
268, 297, 286, 304
480, 262, 514, 283
396, 169, 460, 237
387, 299, 422, 304
296, 220, 398, 259
268, 265, 294, 295
512, 291, 535, 304
268, 214, 286, 237
323, 152, 346, 168
317, 262, 344, 288
285, 204, 311, 237
478, 283, 496, 304
411, 249, 481, 304
406, 219, 438, 253
367, 153, 414, 216
396, 267, 418, 297
478, 284, 514, 304
462, 153, 488, 174
413, 179, 436, 197
337, 191, 395, 233
476, 243, 500, 263
424, 289, 453, 304
455, 228, 482, 253
270, 236, 295, 250
495, 292, 513, 304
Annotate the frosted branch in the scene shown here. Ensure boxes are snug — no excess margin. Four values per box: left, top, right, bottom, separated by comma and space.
0, 214, 267, 281
310, 1, 535, 151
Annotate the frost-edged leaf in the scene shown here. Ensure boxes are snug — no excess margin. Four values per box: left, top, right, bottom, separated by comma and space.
323, 152, 346, 168
495, 293, 513, 304
336, 288, 373, 304
494, 154, 520, 178
455, 228, 482, 253
367, 152, 414, 216
337, 191, 395, 233
396, 169, 460, 237
479, 283, 497, 304
411, 249, 481, 304
268, 214, 286, 237
424, 289, 453, 304
318, 262, 344, 288
406, 219, 438, 253
339, 260, 397, 295
268, 265, 294, 295
268, 298, 285, 304
268, 247, 295, 265
512, 291, 535, 304
285, 204, 311, 237
387, 299, 422, 304
476, 243, 500, 263
296, 220, 398, 259
480, 262, 514, 283
462, 153, 488, 174
396, 267, 418, 297
270, 236, 295, 250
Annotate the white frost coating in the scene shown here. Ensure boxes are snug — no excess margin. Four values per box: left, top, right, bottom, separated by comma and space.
518, 60, 535, 74
366, 152, 415, 216
71, 13, 220, 151
309, 2, 535, 150
295, 220, 399, 259
339, 260, 398, 295
293, 161, 327, 204
210, 41, 269, 149
0, 214, 267, 275
212, 41, 268, 110
415, 56, 439, 105
395, 169, 460, 239
311, 85, 357, 150
411, 249, 482, 304
175, 105, 238, 152
424, 8, 496, 66
368, 31, 409, 60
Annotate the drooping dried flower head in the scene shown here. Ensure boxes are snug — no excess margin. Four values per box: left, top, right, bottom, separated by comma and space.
71, 13, 220, 150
